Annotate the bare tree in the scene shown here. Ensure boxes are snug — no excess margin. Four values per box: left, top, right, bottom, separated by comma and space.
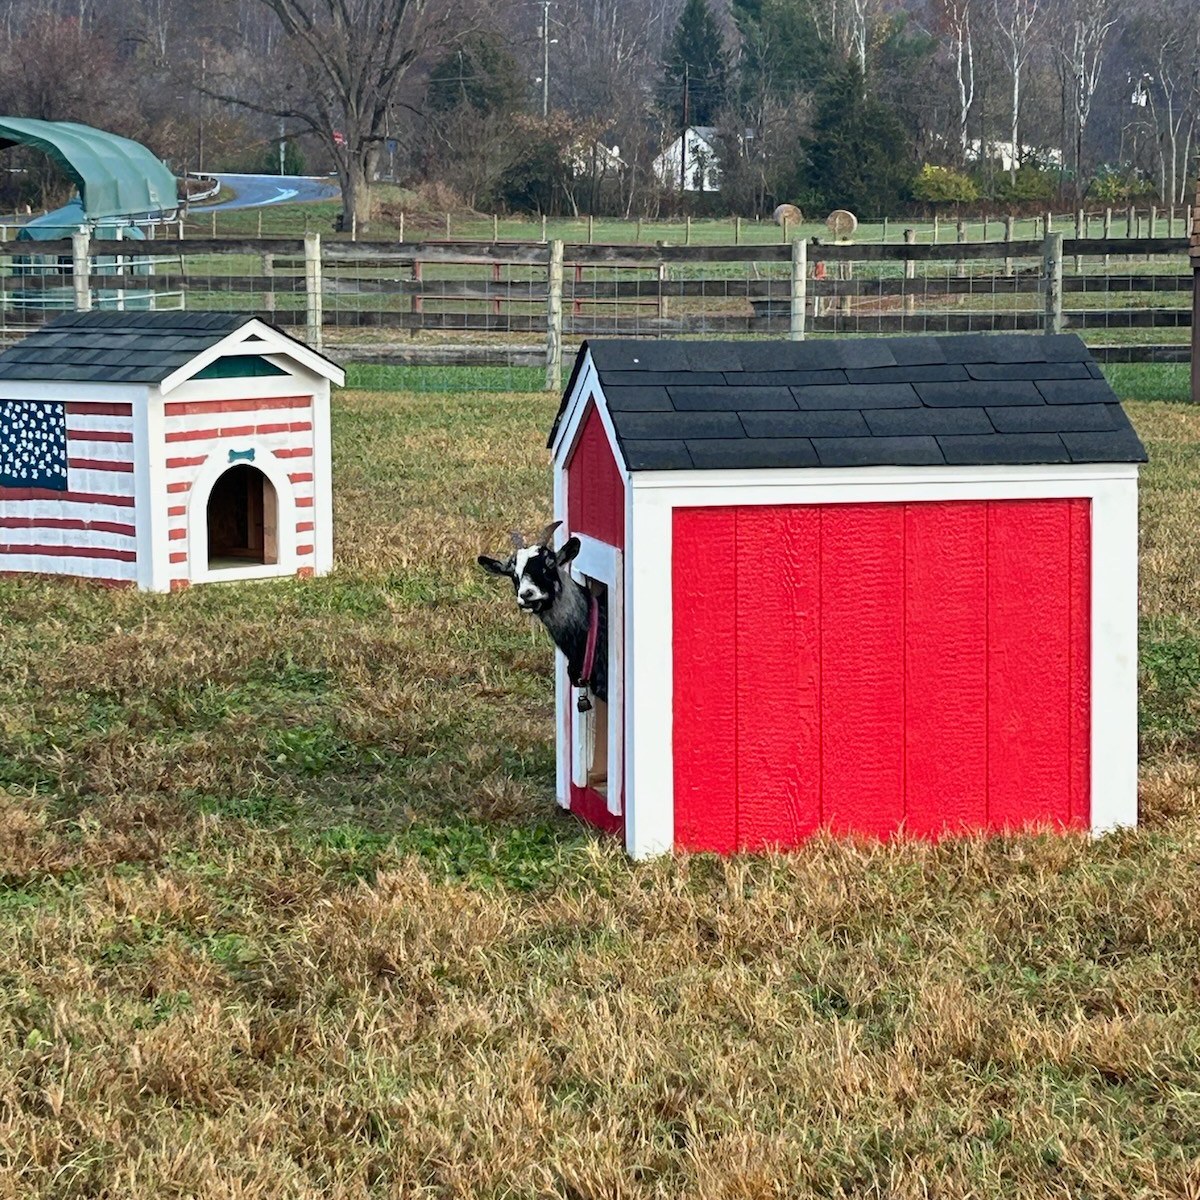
1058, 0, 1120, 195
937, 0, 975, 161
813, 0, 871, 75
1132, 0, 1200, 203
228, 0, 485, 229
992, 0, 1040, 182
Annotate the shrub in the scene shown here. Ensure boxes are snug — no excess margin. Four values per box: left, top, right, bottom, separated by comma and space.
911, 163, 979, 205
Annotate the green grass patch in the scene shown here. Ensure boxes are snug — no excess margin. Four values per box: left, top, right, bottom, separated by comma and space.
0, 387, 1199, 1197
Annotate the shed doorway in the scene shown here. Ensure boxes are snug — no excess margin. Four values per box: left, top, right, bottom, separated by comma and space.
206, 464, 278, 568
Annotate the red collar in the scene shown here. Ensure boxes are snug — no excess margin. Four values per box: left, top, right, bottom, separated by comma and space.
580, 590, 600, 687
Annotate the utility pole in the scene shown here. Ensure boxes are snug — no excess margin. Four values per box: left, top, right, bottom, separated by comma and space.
542, 0, 549, 119
680, 62, 689, 194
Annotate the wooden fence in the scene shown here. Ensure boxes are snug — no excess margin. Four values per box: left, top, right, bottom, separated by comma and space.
0, 229, 1192, 389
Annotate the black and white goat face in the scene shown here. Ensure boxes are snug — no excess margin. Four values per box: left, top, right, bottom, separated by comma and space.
478, 523, 580, 614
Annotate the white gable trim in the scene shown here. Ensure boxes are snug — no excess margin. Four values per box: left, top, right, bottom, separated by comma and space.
551, 360, 629, 496
159, 320, 345, 394
625, 466, 1139, 855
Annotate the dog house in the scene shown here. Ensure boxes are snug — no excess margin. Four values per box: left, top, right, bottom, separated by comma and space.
550, 334, 1145, 858
0, 311, 342, 590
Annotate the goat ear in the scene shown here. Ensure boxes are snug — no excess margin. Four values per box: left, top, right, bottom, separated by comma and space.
477, 555, 511, 577
556, 536, 581, 566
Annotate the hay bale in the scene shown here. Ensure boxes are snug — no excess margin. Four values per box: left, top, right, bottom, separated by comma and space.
826, 209, 858, 240
773, 203, 803, 227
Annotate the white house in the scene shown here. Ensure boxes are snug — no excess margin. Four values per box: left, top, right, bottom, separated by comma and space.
653, 126, 722, 193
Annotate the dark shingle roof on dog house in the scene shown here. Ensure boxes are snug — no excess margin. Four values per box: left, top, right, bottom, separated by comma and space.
0, 311, 290, 383
553, 334, 1146, 470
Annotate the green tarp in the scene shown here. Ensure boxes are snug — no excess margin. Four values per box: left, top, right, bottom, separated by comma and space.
0, 117, 177, 220
15, 197, 148, 241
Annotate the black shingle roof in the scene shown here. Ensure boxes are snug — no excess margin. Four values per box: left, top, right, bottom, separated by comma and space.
552, 335, 1146, 470
0, 312, 266, 383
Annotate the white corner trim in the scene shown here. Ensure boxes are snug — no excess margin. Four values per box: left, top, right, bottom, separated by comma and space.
569, 535, 624, 817
624, 493, 674, 859
185, 444, 299, 584
159, 320, 345, 395
311, 381, 334, 575
134, 388, 168, 591
1089, 478, 1139, 834
553, 464, 570, 809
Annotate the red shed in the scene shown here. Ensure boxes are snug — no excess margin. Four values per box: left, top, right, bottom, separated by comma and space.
549, 335, 1144, 858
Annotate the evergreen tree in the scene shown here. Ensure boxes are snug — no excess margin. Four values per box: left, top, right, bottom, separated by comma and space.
803, 62, 915, 213
732, 0, 828, 104
428, 33, 525, 116
659, 0, 730, 129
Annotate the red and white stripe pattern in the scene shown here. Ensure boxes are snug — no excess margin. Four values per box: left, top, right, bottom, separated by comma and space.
0, 400, 137, 584
163, 394, 316, 579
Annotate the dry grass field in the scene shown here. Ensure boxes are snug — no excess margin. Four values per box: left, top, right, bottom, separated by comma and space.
3, 378, 1200, 1198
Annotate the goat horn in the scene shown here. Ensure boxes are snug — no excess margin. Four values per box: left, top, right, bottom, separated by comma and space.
509, 529, 526, 550
537, 520, 562, 547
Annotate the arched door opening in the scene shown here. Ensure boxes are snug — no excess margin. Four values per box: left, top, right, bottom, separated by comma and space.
206, 464, 278, 568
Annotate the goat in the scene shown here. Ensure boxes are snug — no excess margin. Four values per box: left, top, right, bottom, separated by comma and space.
478, 521, 607, 705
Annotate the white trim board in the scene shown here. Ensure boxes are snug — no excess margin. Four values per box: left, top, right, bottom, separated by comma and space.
569, 535, 624, 818
184, 443, 299, 584
550, 352, 627, 477
624, 473, 1138, 855
159, 320, 345, 394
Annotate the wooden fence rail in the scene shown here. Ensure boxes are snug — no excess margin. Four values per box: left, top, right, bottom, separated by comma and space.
0, 231, 1192, 389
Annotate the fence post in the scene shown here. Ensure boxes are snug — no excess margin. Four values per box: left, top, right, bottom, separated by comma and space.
1148, 204, 1157, 262
589, 213, 595, 245
545, 239, 564, 393
790, 237, 807, 341
1103, 206, 1112, 270
1041, 231, 1063, 335
1127, 204, 1136, 264
304, 231, 322, 349
71, 227, 92, 312
933, 213, 940, 243
493, 213, 499, 242
1191, 186, 1199, 407
955, 218, 966, 278
541, 213, 547, 244
1074, 208, 1083, 271
1004, 214, 1015, 277
735, 215, 741, 245
399, 211, 405, 242
883, 216, 889, 243
262, 251, 275, 318
684, 215, 690, 246
903, 227, 915, 317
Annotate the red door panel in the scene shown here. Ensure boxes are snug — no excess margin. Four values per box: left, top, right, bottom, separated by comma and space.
672, 498, 1090, 850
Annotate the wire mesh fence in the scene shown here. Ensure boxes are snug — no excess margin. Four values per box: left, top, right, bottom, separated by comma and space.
0, 224, 1191, 393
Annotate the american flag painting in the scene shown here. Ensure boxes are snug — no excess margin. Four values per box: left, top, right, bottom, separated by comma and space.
0, 401, 68, 490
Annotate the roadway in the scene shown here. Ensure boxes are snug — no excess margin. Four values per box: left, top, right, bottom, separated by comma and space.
198, 173, 340, 211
